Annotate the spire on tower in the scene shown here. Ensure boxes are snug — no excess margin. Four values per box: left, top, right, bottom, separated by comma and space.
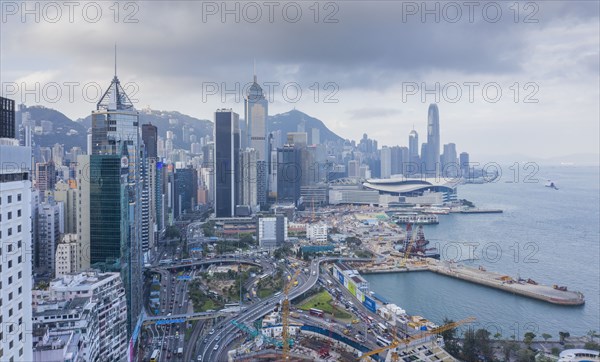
114, 43, 117, 78
253, 58, 257, 83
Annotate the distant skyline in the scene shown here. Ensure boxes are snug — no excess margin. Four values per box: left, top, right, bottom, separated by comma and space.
1, 1, 598, 158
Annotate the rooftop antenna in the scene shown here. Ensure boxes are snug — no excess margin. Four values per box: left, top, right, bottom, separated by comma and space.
114, 43, 117, 78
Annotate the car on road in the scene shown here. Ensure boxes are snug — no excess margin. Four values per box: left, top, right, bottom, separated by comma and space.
197, 355, 202, 361
213, 344, 219, 350
209, 329, 215, 335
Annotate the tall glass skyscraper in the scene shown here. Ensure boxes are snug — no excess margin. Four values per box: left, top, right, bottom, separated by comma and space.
408, 129, 420, 175
245, 73, 268, 207
426, 104, 440, 176
214, 109, 240, 217
90, 71, 143, 340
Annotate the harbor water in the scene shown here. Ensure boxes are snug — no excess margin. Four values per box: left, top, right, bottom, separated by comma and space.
363, 165, 600, 338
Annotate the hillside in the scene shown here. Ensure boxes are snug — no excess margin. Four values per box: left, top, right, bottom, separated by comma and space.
16, 105, 345, 151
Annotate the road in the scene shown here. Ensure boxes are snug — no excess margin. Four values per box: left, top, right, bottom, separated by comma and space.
200, 257, 371, 361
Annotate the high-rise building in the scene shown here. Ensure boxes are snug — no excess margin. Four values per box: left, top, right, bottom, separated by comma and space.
174, 166, 198, 218
0, 134, 34, 362
76, 155, 91, 271
287, 132, 308, 148
310, 128, 320, 145
380, 146, 392, 179
239, 148, 258, 208
1, 96, 16, 138
53, 180, 77, 234
90, 68, 143, 337
348, 160, 360, 178
276, 145, 301, 205
442, 143, 458, 177
258, 215, 288, 249
36, 199, 63, 276
35, 161, 56, 198
426, 104, 440, 176
214, 109, 240, 217
460, 152, 470, 178
52, 143, 64, 166
142, 123, 158, 159
420, 142, 428, 175
245, 72, 269, 207
32, 295, 100, 362
54, 234, 80, 277
408, 129, 419, 175
37, 272, 128, 361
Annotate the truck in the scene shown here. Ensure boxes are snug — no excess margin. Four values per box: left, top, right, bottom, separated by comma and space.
177, 347, 183, 357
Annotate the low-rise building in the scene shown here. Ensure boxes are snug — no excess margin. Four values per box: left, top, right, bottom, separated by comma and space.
55, 234, 79, 277
306, 223, 328, 243
34, 271, 128, 361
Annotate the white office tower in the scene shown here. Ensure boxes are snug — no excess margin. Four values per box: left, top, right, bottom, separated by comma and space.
0, 137, 34, 362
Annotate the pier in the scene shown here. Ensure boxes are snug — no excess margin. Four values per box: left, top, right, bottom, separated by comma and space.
357, 259, 585, 306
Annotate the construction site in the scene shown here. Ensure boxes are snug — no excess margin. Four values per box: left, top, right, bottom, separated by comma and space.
224, 266, 468, 362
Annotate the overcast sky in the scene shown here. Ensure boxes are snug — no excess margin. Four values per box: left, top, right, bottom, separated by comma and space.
1, 1, 598, 159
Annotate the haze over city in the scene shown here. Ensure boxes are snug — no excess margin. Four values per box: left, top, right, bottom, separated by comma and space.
2, 1, 599, 159
0, 2, 599, 362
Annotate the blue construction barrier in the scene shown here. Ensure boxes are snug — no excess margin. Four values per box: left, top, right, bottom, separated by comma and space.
300, 324, 383, 361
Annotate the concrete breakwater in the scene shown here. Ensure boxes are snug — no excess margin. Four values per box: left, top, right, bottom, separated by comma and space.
358, 260, 585, 306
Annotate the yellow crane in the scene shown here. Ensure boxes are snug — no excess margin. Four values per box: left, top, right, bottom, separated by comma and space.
358, 317, 476, 361
399, 224, 417, 268
282, 269, 301, 360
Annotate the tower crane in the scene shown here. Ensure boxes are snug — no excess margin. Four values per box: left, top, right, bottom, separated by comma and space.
282, 269, 301, 360
358, 317, 476, 361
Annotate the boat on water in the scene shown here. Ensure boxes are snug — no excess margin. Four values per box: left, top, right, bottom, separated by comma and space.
544, 180, 559, 190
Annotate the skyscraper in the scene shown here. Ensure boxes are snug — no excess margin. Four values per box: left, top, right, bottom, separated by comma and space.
460, 152, 470, 178
90, 67, 143, 338
142, 123, 158, 159
245, 72, 268, 207
380, 146, 392, 178
0, 108, 33, 361
214, 109, 240, 217
239, 148, 258, 208
276, 145, 301, 205
426, 104, 440, 176
0, 96, 16, 138
442, 143, 458, 177
409, 128, 419, 164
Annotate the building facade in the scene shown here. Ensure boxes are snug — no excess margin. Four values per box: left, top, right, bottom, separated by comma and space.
214, 109, 241, 218
0, 136, 34, 362
245, 74, 269, 207
425, 104, 440, 176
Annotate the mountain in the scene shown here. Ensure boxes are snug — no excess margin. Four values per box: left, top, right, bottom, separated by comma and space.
16, 106, 87, 151
17, 105, 345, 152
268, 109, 345, 145
78, 109, 213, 150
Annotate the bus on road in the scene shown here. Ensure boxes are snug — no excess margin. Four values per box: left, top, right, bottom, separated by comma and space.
376, 335, 391, 347
377, 322, 388, 334
150, 349, 160, 362
309, 308, 324, 317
